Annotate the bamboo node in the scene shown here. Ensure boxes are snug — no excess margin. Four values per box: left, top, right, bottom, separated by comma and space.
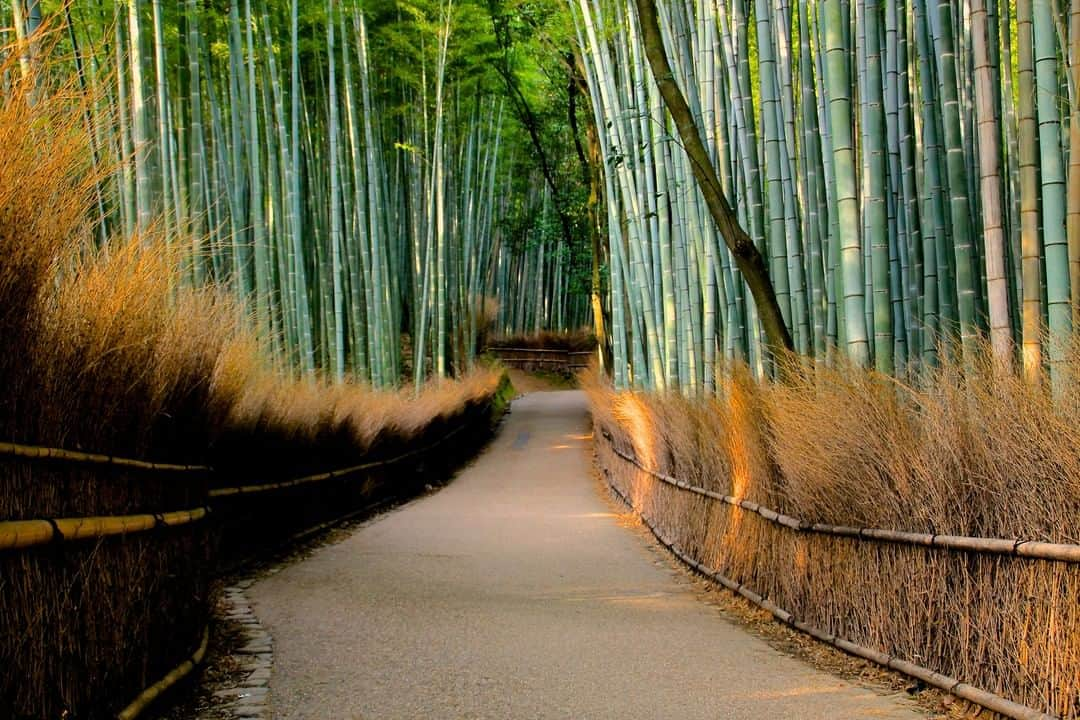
46, 517, 63, 544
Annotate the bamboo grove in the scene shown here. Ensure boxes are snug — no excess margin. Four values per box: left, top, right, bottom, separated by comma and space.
489, 185, 594, 335
20, 0, 593, 387
573, 0, 1080, 392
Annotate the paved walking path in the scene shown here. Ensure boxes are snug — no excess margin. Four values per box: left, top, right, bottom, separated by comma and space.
249, 391, 926, 719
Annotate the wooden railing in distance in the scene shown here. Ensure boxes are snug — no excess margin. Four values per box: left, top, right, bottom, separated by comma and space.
484, 346, 593, 374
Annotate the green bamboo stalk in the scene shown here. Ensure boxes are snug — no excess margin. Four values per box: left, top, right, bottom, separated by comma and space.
186, 0, 206, 285
245, 0, 272, 339
1033, 0, 1072, 381
114, 7, 136, 239
1070, 0, 1080, 311
327, 0, 345, 381
861, 0, 892, 374
754, 0, 794, 339
824, 0, 869, 366
933, 0, 978, 358
972, 0, 1013, 365
150, 0, 173, 240
127, 0, 153, 233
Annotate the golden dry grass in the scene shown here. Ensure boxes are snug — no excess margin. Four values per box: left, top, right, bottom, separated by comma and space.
0, 47, 218, 719
583, 355, 1080, 720
213, 362, 506, 484
0, 47, 508, 719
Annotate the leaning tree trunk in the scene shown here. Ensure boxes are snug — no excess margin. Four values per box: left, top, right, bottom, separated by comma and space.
630, 0, 794, 360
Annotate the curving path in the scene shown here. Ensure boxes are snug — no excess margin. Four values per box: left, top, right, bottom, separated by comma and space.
249, 391, 927, 719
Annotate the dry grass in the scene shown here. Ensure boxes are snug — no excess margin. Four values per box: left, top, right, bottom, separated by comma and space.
0, 48, 219, 719
583, 353, 1080, 720
488, 328, 597, 352
214, 362, 506, 483
0, 49, 508, 719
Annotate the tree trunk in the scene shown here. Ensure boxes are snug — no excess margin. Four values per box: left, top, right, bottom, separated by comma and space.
631, 0, 794, 360
584, 95, 612, 372
570, 51, 613, 372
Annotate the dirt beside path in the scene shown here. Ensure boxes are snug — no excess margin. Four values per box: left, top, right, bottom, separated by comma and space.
248, 391, 928, 720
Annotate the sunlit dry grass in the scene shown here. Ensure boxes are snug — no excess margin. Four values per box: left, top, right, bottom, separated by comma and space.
584, 352, 1080, 719
214, 363, 505, 481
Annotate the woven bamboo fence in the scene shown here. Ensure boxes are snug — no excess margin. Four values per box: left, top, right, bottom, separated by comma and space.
595, 425, 1078, 720
601, 430, 1080, 564
0, 382, 511, 720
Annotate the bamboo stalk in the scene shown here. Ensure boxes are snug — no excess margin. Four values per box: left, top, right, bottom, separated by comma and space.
972, 0, 1013, 366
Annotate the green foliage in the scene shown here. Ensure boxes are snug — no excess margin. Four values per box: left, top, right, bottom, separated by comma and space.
36, 0, 597, 383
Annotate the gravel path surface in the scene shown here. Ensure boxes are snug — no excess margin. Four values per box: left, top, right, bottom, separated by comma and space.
249, 390, 927, 719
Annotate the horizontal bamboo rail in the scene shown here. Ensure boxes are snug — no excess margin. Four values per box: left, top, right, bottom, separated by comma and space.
0, 441, 210, 472
600, 429, 1080, 564
603, 476, 1058, 720
115, 625, 209, 720
497, 357, 573, 364
485, 346, 593, 355
484, 347, 593, 372
0, 507, 208, 551
2, 392, 505, 720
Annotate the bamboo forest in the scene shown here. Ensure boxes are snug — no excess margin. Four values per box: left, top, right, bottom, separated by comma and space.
29, 0, 1080, 391
2, 0, 1080, 719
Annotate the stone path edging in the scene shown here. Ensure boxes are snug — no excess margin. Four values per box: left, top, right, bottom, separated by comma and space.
210, 574, 276, 720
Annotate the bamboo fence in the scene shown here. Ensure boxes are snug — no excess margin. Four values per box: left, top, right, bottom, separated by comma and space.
600, 430, 1080, 564
603, 477, 1057, 720
0, 507, 208, 551
115, 626, 209, 720
0, 418, 477, 550
209, 424, 467, 498
598, 426, 1069, 720
1, 391, 507, 719
0, 441, 210, 472
485, 346, 594, 374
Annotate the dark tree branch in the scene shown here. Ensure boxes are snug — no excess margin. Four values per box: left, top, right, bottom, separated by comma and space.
631, 0, 794, 358
566, 52, 591, 188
